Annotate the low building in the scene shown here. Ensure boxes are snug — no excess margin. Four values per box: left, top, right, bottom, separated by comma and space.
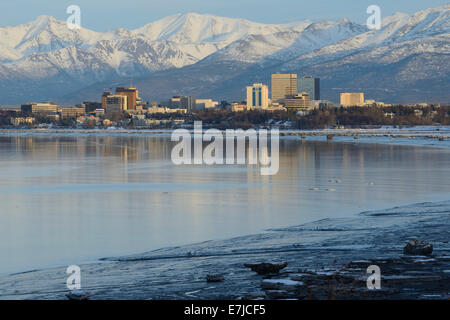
313, 100, 334, 109
195, 99, 219, 110
146, 106, 167, 114
21, 102, 61, 115
267, 104, 287, 112
363, 100, 392, 107
61, 107, 85, 119
340, 93, 364, 107
11, 117, 35, 126
166, 108, 187, 114
95, 109, 105, 117
228, 103, 249, 112
145, 101, 159, 108
284, 92, 311, 111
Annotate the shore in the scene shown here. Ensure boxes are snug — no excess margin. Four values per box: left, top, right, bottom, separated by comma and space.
1, 200, 449, 300
1, 126, 449, 148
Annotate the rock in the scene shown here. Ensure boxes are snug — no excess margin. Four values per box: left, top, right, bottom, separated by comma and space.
66, 290, 93, 300
403, 240, 433, 256
244, 262, 288, 275
240, 294, 266, 300
206, 274, 224, 282
261, 279, 304, 290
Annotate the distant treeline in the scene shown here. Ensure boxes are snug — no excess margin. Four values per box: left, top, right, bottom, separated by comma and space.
297, 105, 450, 129
194, 105, 450, 129
1, 105, 449, 129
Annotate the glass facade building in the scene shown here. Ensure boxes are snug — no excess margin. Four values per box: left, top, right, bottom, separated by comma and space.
299, 76, 320, 101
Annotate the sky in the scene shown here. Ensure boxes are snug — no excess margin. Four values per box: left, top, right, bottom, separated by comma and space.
0, 0, 447, 31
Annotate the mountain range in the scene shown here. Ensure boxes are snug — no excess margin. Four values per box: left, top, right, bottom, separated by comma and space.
0, 4, 449, 105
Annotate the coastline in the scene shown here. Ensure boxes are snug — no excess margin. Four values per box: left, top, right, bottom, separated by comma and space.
0, 200, 449, 300
1, 126, 449, 148
1, 130, 449, 300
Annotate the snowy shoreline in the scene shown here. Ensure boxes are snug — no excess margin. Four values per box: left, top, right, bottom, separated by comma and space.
0, 126, 449, 149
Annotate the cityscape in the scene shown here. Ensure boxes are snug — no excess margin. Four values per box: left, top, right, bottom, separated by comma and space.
2, 73, 448, 129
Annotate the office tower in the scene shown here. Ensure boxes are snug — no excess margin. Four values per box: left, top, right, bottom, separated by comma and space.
180, 96, 196, 111
115, 87, 140, 110
299, 76, 320, 101
102, 91, 112, 108
271, 74, 298, 103
246, 83, 269, 109
105, 95, 128, 112
340, 93, 365, 107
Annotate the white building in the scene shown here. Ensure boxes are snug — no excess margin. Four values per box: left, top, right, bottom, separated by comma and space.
195, 99, 219, 110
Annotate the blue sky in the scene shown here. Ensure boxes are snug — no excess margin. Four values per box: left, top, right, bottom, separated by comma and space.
0, 0, 447, 31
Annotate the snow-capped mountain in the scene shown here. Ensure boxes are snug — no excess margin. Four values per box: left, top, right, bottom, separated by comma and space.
0, 5, 448, 105
0, 15, 115, 62
132, 12, 299, 43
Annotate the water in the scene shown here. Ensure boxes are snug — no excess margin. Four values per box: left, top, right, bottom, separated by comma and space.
1, 135, 450, 275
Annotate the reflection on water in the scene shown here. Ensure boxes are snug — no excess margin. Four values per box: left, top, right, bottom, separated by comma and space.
1, 135, 450, 275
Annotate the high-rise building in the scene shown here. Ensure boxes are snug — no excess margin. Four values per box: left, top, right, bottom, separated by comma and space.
299, 76, 320, 101
115, 87, 140, 110
180, 96, 196, 111
340, 93, 365, 107
246, 83, 269, 109
271, 74, 298, 103
105, 95, 128, 113
102, 91, 112, 108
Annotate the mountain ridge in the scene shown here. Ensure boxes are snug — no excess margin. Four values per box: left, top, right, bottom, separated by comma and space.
0, 5, 449, 105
